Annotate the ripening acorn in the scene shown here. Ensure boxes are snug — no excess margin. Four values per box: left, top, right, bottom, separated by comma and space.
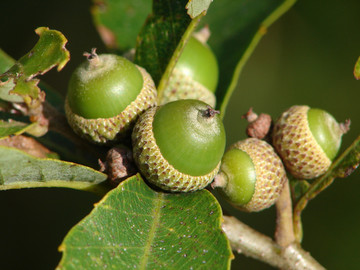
160, 36, 218, 107
272, 105, 350, 179
212, 138, 287, 212
65, 49, 157, 144
132, 99, 226, 192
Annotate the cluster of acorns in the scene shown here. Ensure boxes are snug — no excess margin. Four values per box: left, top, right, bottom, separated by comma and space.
65, 37, 349, 213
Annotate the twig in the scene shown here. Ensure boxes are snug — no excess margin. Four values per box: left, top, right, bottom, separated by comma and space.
222, 216, 325, 270
275, 178, 295, 247
222, 215, 286, 269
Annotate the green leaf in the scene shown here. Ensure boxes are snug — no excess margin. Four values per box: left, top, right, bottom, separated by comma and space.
0, 50, 20, 102
0, 146, 107, 191
9, 27, 69, 77
0, 78, 22, 102
202, 0, 296, 116
0, 49, 15, 74
91, 0, 152, 51
293, 135, 360, 242
135, 0, 203, 95
354, 56, 360, 80
186, 0, 213, 19
0, 120, 36, 139
57, 175, 233, 269
0, 27, 70, 103
0, 49, 64, 109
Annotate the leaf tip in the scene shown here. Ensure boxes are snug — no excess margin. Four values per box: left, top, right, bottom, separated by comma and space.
58, 243, 66, 253
34, 26, 70, 72
35, 26, 49, 35
353, 56, 360, 80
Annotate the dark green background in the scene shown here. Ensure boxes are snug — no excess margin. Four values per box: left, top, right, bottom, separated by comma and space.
1, 0, 359, 269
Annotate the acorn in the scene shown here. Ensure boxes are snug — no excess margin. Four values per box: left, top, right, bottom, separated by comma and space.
212, 138, 286, 212
65, 49, 157, 144
160, 36, 218, 107
132, 99, 226, 192
272, 105, 350, 179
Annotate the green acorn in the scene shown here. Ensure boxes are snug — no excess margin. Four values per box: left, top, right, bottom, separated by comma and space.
160, 36, 218, 107
132, 99, 226, 192
65, 49, 157, 144
213, 138, 286, 212
272, 105, 349, 179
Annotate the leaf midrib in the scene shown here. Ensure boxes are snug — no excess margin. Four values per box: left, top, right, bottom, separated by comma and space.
139, 192, 165, 269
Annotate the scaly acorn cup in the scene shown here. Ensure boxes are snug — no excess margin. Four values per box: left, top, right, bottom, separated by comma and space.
213, 138, 287, 212
65, 50, 157, 144
272, 105, 350, 179
132, 99, 226, 192
160, 36, 218, 107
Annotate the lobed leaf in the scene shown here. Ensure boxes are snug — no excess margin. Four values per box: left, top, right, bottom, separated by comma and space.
202, 0, 297, 116
0, 27, 69, 103
57, 175, 233, 269
0, 49, 64, 109
91, 0, 152, 51
0, 146, 107, 191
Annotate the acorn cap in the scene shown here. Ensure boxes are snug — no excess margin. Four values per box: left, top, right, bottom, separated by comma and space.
65, 66, 157, 144
132, 100, 225, 192
272, 105, 345, 179
218, 138, 286, 212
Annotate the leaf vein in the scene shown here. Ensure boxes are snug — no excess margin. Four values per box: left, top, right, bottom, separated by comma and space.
139, 192, 164, 269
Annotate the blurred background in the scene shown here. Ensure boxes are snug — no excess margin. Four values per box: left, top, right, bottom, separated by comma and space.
1, 0, 359, 269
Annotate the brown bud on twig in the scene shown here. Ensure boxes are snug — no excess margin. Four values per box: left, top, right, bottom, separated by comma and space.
99, 145, 137, 187
242, 107, 272, 140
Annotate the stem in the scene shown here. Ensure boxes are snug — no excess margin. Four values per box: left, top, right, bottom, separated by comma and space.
282, 243, 326, 270
222, 216, 325, 270
222, 216, 286, 269
211, 171, 228, 189
219, 0, 297, 118
202, 106, 220, 118
83, 48, 100, 67
275, 178, 295, 247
